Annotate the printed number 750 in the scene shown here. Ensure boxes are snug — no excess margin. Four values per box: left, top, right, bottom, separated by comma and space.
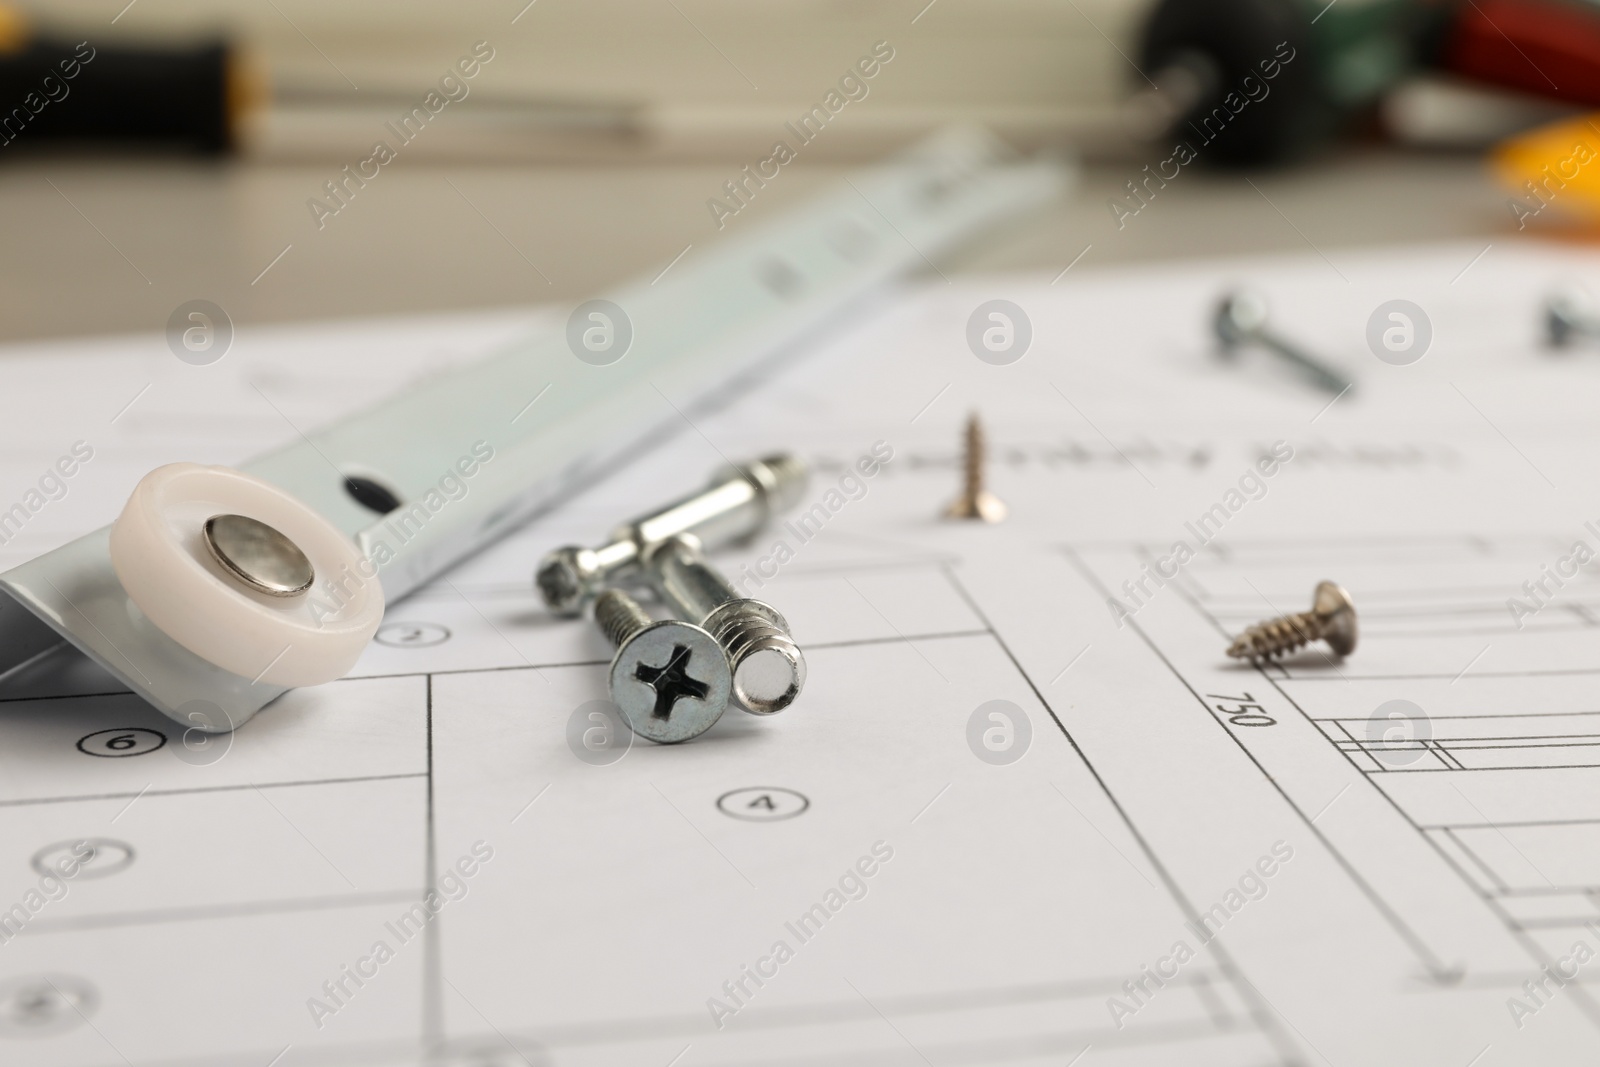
1204, 692, 1276, 728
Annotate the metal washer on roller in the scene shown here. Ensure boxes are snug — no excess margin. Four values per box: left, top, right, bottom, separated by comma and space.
203, 514, 315, 597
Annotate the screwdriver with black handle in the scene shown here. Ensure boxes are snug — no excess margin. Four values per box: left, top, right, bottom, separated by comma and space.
1132, 0, 1444, 165
1133, 0, 1600, 166
0, 7, 252, 155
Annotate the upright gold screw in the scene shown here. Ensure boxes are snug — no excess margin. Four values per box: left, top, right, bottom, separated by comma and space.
944, 412, 1006, 522
1227, 581, 1357, 661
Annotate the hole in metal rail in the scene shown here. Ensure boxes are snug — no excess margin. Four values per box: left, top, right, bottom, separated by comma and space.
343, 475, 402, 515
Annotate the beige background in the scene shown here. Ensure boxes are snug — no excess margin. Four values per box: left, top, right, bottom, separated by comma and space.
0, 151, 1510, 344
0, 0, 1530, 344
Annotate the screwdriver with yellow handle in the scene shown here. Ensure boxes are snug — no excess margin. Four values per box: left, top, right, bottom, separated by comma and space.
1493, 116, 1600, 231
0, 5, 262, 154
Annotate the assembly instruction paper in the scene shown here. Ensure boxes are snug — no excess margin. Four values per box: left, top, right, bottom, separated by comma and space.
4, 241, 1600, 1065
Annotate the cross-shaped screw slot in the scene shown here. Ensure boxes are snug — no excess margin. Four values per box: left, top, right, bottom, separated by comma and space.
633, 643, 711, 720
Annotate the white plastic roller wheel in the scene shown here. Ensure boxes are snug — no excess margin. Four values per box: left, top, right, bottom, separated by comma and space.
109, 463, 383, 687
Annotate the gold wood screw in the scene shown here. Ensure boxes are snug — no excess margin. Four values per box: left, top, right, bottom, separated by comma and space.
1227, 581, 1358, 661
944, 412, 1006, 522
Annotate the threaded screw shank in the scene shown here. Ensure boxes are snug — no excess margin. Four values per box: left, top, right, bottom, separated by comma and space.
594, 588, 652, 648
965, 416, 985, 499
1227, 611, 1320, 659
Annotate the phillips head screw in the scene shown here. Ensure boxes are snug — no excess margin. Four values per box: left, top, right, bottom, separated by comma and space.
1227, 581, 1357, 661
593, 587, 731, 744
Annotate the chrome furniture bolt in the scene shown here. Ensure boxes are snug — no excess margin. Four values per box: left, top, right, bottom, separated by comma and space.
537, 454, 808, 616
1544, 285, 1600, 347
646, 534, 805, 715
944, 412, 1006, 522
1214, 289, 1353, 396
1227, 581, 1358, 661
593, 587, 731, 744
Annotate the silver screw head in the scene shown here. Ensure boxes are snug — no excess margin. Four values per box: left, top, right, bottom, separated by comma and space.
1213, 289, 1268, 348
0, 974, 97, 1035
536, 546, 604, 616
609, 621, 732, 743
202, 514, 314, 597
1312, 580, 1358, 656
1545, 285, 1595, 347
